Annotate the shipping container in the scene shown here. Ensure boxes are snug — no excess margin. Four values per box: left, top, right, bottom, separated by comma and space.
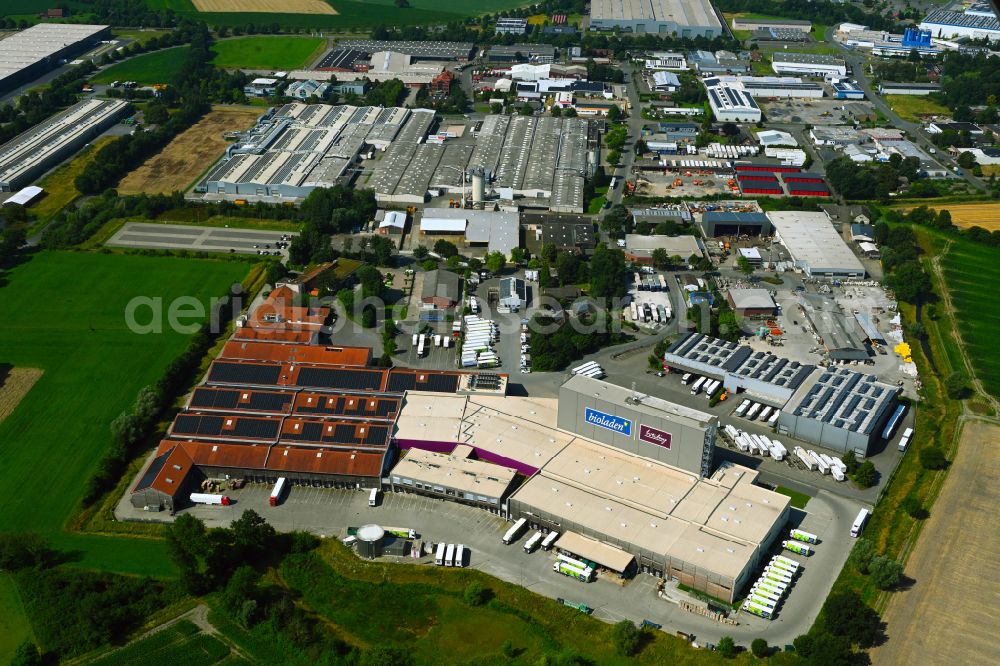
734, 399, 751, 417
435, 542, 446, 565
795, 446, 817, 470
541, 531, 560, 551
269, 477, 287, 506
454, 544, 465, 567
745, 402, 762, 420
897, 427, 913, 452
681, 372, 694, 385
850, 508, 870, 537
524, 531, 544, 553
782, 540, 812, 557
445, 543, 455, 567
190, 493, 230, 506
757, 406, 772, 423
690, 376, 707, 395
767, 410, 780, 427
368, 487, 381, 507
503, 517, 528, 544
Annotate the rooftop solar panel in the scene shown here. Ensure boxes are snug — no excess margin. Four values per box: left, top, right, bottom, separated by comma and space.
209, 361, 282, 386
134, 448, 172, 490
295, 367, 384, 391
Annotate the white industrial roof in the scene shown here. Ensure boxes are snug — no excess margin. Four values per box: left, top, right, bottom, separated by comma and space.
420, 217, 467, 233
379, 210, 406, 229
652, 71, 681, 87
390, 447, 517, 498
3, 185, 43, 206
728, 288, 776, 310
757, 130, 798, 147
767, 211, 866, 275
0, 24, 109, 83
590, 0, 721, 28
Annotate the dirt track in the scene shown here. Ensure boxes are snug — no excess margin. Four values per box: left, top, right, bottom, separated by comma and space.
117, 107, 261, 195
872, 419, 1000, 664
0, 368, 42, 425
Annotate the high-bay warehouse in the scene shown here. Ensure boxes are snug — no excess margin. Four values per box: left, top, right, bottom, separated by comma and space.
0, 23, 111, 95
0, 98, 130, 191
200, 104, 596, 213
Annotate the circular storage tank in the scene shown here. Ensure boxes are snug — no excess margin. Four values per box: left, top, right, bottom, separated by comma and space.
356, 523, 385, 559
471, 168, 485, 203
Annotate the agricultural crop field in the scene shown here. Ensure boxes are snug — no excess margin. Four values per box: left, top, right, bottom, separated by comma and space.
147, 0, 531, 27
0, 251, 249, 548
932, 202, 1000, 230
91, 46, 192, 85
194, 0, 336, 13
0, 574, 32, 665
117, 106, 261, 195
884, 95, 950, 122
88, 619, 232, 666
938, 239, 1000, 399
873, 420, 1000, 664
210, 36, 326, 70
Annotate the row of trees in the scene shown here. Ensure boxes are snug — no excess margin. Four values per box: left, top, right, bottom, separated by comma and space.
290, 186, 378, 266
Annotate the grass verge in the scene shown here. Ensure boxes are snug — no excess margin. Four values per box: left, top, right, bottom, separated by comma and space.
774, 486, 811, 509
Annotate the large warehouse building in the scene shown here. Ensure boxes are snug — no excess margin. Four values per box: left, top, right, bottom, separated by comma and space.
0, 23, 111, 95
507, 443, 790, 600
771, 52, 847, 77
589, 0, 724, 38
919, 8, 1000, 41
557, 375, 716, 477
778, 366, 900, 455
203, 103, 418, 200
767, 211, 866, 277
0, 98, 129, 192
372, 114, 594, 212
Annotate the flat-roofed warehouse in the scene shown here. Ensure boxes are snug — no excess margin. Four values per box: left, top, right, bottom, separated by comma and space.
767, 211, 866, 278
203, 103, 417, 201
0, 98, 129, 191
589, 0, 724, 38
332, 39, 475, 62
558, 375, 716, 477
778, 366, 900, 455
388, 445, 519, 511
507, 440, 790, 600
0, 23, 111, 95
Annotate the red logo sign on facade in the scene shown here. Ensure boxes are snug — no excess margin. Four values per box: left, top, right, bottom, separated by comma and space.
639, 424, 672, 449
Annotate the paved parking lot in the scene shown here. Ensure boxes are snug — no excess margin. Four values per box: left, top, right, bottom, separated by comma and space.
107, 222, 293, 256
116, 480, 859, 649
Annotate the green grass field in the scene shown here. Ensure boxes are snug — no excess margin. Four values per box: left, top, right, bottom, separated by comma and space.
91, 46, 192, 85
939, 239, 1000, 399
0, 252, 249, 549
88, 619, 231, 666
775, 486, 811, 509
0, 0, 92, 14
884, 95, 950, 122
0, 574, 32, 663
210, 36, 325, 70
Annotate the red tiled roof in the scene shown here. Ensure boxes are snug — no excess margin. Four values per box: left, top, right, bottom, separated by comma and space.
136, 442, 194, 497
248, 286, 330, 331
266, 445, 384, 477
221, 341, 371, 366
233, 328, 316, 344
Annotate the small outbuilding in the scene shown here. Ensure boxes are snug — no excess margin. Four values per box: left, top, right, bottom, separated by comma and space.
421, 269, 462, 309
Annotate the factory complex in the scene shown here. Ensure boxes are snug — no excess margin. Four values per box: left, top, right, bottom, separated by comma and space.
0, 98, 129, 191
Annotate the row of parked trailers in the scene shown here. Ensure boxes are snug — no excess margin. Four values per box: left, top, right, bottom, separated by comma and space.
723, 424, 788, 460
742, 554, 801, 620
412, 332, 452, 358
434, 542, 467, 567
634, 273, 668, 291
571, 361, 606, 379
503, 519, 595, 583
733, 399, 780, 428
461, 315, 499, 368
681, 373, 721, 399
627, 301, 672, 325
793, 446, 848, 482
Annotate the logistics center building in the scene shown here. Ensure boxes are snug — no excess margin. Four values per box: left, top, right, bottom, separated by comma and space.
507, 441, 790, 601
589, 0, 724, 38
0, 23, 111, 95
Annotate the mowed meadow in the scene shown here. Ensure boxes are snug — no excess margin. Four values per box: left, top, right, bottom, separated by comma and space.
939, 239, 1000, 399
0, 252, 250, 569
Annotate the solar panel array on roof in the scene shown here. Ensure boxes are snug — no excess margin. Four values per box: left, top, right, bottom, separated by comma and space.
134, 448, 172, 491
294, 394, 400, 419
208, 361, 282, 386
387, 371, 460, 393
295, 367, 384, 391
190, 387, 241, 410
